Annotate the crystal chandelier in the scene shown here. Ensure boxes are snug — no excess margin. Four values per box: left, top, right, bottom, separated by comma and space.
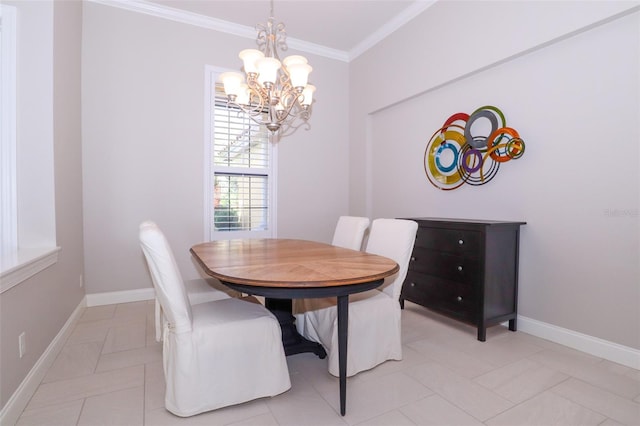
220, 1, 315, 138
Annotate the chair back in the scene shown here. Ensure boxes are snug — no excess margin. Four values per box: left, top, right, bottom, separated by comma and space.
365, 218, 418, 300
332, 216, 370, 250
139, 221, 193, 334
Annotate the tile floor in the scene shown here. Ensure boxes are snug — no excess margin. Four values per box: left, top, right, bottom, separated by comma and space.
16, 300, 640, 426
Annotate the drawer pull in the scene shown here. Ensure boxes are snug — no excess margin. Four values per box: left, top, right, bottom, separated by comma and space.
457, 265, 463, 272
458, 239, 464, 245
456, 296, 463, 302
410, 282, 416, 287
411, 256, 416, 262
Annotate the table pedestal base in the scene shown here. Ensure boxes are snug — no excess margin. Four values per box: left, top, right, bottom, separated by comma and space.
265, 299, 327, 359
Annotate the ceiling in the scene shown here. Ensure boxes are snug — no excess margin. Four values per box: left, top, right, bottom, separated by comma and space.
144, 0, 435, 58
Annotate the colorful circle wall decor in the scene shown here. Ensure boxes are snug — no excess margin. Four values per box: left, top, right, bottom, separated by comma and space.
423, 106, 525, 190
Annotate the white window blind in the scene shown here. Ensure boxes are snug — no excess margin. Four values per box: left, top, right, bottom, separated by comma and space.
207, 74, 276, 239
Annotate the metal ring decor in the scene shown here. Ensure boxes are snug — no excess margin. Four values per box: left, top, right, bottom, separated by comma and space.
423, 125, 466, 191
457, 143, 500, 187
434, 142, 459, 173
460, 148, 483, 174
464, 109, 499, 149
423, 106, 525, 190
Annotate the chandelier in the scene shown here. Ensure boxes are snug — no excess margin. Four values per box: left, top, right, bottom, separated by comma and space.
220, 1, 315, 137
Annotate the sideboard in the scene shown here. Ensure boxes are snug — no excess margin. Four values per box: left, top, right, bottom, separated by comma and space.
400, 218, 526, 341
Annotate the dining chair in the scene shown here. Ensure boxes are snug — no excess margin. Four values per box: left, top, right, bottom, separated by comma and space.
293, 215, 370, 338
150, 225, 238, 342
154, 277, 236, 342
139, 221, 291, 417
294, 218, 418, 377
331, 215, 370, 250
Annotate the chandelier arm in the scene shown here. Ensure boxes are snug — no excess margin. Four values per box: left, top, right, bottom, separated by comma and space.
227, 101, 267, 128
231, 99, 265, 118
247, 91, 267, 114
245, 75, 269, 100
276, 116, 311, 138
276, 90, 301, 121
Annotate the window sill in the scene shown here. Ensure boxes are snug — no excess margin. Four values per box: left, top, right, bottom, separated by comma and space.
0, 247, 61, 293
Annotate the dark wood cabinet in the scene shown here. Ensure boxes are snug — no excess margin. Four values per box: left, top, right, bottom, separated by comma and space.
400, 218, 525, 341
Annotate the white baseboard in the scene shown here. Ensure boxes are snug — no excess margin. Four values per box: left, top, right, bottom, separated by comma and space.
0, 298, 86, 426
85, 287, 155, 307
517, 315, 640, 370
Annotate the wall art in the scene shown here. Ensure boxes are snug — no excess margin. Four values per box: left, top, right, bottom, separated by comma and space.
424, 105, 525, 190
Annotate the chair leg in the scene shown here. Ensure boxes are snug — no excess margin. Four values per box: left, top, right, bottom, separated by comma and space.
240, 295, 261, 304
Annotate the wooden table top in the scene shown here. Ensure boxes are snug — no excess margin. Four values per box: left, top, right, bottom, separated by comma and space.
190, 239, 399, 288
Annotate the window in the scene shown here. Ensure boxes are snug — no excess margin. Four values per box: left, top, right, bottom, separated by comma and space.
204, 66, 277, 240
0, 2, 59, 293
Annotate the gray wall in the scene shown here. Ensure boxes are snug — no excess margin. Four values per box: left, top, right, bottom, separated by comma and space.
349, 1, 639, 350
80, 3, 350, 295
0, 0, 84, 409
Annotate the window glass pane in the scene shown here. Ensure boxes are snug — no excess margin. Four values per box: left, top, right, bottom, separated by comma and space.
213, 173, 268, 231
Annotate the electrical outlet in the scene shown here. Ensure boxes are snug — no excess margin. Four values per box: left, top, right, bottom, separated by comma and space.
18, 332, 26, 358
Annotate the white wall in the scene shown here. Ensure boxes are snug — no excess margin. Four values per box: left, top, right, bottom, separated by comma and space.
81, 3, 349, 294
350, 1, 639, 350
0, 0, 84, 411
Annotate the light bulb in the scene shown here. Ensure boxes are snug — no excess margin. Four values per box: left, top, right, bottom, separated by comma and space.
282, 55, 308, 69
288, 63, 312, 89
256, 57, 281, 86
236, 84, 250, 105
239, 49, 264, 75
301, 84, 316, 106
220, 72, 244, 97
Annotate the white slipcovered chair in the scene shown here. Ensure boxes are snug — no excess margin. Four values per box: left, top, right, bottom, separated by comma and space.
150, 222, 238, 342
293, 215, 370, 338
294, 218, 418, 377
331, 216, 370, 250
139, 221, 291, 417
154, 278, 237, 342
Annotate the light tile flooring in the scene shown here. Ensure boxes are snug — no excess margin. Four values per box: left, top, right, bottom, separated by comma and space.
16, 300, 640, 426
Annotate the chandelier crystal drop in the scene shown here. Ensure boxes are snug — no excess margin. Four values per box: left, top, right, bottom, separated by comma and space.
220, 1, 315, 138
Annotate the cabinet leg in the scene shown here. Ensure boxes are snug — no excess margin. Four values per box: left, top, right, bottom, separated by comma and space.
509, 318, 517, 332
477, 327, 486, 342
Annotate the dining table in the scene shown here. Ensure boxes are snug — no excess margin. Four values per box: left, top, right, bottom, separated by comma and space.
190, 238, 399, 416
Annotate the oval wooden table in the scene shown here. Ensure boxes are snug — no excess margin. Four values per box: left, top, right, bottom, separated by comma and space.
190, 238, 399, 416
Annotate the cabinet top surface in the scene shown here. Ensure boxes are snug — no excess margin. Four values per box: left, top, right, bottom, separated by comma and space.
403, 217, 526, 226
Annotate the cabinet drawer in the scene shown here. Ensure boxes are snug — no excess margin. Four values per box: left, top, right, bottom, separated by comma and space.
402, 271, 477, 321
409, 247, 479, 284
414, 227, 481, 254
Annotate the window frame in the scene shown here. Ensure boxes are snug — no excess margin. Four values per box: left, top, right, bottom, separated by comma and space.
0, 2, 59, 293
1, 4, 18, 257
203, 65, 277, 241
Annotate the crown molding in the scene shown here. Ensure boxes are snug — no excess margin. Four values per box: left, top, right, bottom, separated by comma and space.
349, 0, 437, 61
88, 0, 349, 62
88, 0, 435, 63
